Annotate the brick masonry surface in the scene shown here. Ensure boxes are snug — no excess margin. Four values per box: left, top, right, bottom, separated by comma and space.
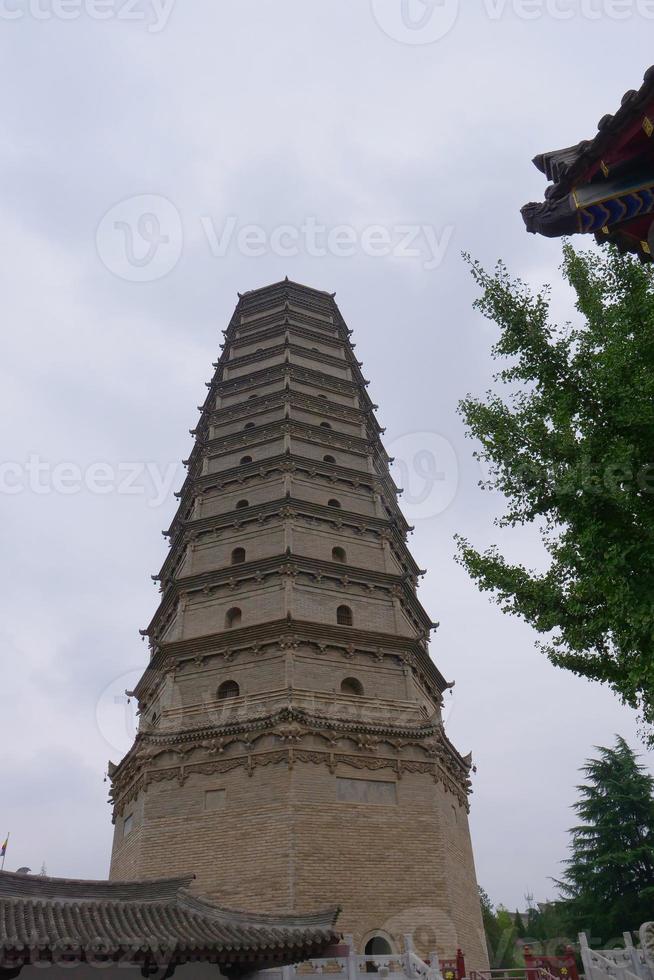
109, 281, 489, 971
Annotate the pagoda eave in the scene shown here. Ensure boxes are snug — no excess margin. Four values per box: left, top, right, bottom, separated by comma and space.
521, 197, 579, 239
521, 64, 654, 261
164, 495, 412, 557
136, 618, 450, 702
109, 707, 473, 814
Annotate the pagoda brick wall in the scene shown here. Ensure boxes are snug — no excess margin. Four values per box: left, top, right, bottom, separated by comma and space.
108, 280, 489, 970
110, 765, 482, 961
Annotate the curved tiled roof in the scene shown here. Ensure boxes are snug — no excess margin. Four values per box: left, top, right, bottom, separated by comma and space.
521, 65, 654, 260
0, 871, 340, 974
531, 65, 654, 200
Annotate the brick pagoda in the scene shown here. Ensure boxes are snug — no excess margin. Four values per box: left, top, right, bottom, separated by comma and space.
108, 279, 488, 969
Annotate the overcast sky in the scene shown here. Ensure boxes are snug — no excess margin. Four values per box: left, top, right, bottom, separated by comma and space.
1, 0, 652, 917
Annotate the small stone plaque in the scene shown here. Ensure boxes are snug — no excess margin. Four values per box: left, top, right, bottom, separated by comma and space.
336, 777, 397, 805
204, 789, 227, 811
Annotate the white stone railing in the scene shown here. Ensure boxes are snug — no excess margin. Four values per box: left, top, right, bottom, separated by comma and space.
253, 935, 443, 980
580, 929, 654, 980
640, 924, 654, 972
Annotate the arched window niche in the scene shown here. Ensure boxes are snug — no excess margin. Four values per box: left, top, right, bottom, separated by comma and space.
217, 680, 240, 700
225, 607, 242, 629
337, 604, 353, 626
363, 933, 395, 967
340, 677, 363, 697
365, 937, 393, 956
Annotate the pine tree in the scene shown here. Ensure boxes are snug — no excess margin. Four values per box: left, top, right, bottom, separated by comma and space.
557, 736, 654, 941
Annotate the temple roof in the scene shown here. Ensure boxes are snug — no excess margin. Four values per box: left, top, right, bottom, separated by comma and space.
0, 871, 340, 974
531, 66, 654, 196
521, 65, 654, 260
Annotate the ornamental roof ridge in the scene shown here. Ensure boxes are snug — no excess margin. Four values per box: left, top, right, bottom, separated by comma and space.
0, 869, 196, 903
111, 749, 470, 816
520, 65, 654, 260
530, 64, 654, 197
114, 705, 445, 762
175, 889, 341, 930
237, 277, 338, 301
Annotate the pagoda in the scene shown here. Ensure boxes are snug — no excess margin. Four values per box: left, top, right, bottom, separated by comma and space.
522, 65, 654, 261
108, 279, 488, 969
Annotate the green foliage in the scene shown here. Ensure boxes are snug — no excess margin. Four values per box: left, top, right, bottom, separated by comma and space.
479, 887, 523, 968
514, 910, 527, 939
482, 738, 654, 953
456, 244, 654, 741
523, 902, 572, 953
556, 736, 654, 941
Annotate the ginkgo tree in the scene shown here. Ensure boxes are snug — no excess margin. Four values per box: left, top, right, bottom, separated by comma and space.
456, 244, 654, 742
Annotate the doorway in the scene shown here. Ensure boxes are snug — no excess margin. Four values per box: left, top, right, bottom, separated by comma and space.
365, 936, 393, 971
